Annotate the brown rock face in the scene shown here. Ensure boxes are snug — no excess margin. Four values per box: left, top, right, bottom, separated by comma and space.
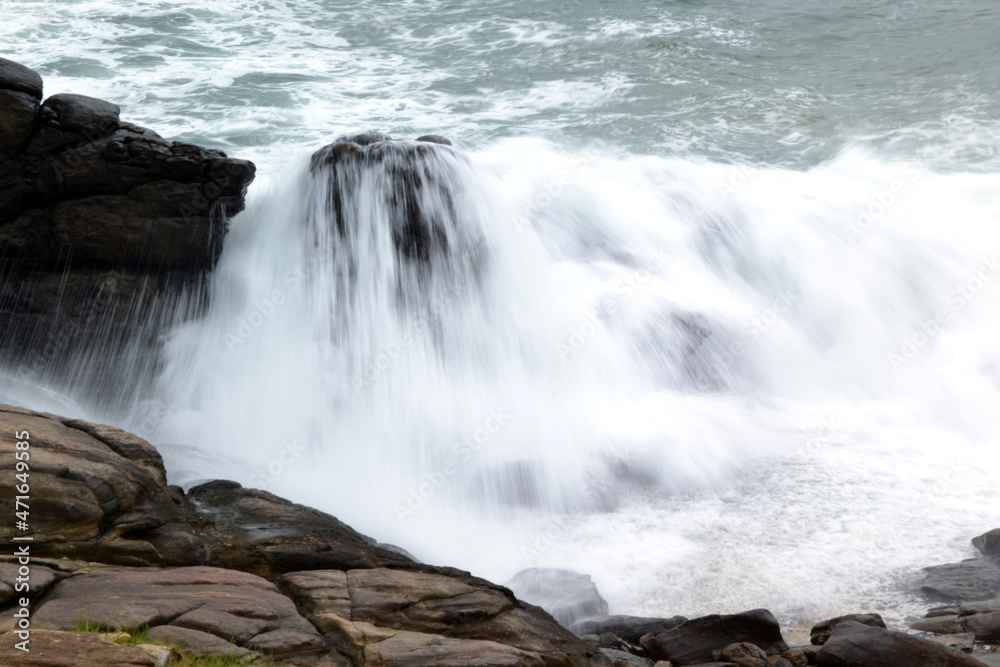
0, 629, 157, 666
0, 57, 255, 394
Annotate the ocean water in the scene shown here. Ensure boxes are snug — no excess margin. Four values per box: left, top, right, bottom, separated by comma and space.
4, 0, 1000, 631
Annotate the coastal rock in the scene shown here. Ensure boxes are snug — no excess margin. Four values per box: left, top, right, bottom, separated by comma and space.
277, 568, 611, 666
309, 132, 473, 264
640, 609, 788, 665
809, 613, 886, 645
815, 620, 982, 667
719, 642, 768, 667
601, 648, 655, 667
573, 615, 688, 644
974, 529, 1000, 562
0, 58, 255, 387
505, 568, 610, 629
919, 559, 1000, 602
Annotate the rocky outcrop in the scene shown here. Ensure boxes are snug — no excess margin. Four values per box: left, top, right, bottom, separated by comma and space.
638, 609, 788, 665
0, 57, 254, 390
0, 403, 609, 665
815, 620, 982, 667
919, 559, 1000, 602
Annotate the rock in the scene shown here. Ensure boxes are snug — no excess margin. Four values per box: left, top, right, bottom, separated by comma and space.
809, 613, 886, 645
0, 560, 66, 604
186, 479, 415, 578
0, 629, 157, 666
766, 659, 793, 667
277, 567, 612, 666
135, 644, 179, 667
573, 615, 688, 644
816, 620, 983, 667
505, 568, 610, 629
309, 133, 476, 264
960, 600, 1000, 641
32, 565, 328, 660
640, 609, 788, 665
0, 58, 255, 385
719, 642, 768, 667
0, 57, 44, 99
144, 625, 257, 660
928, 633, 976, 651
780, 648, 808, 667
911, 614, 965, 634
919, 559, 1000, 602
601, 648, 655, 667
974, 530, 1000, 561
416, 134, 453, 145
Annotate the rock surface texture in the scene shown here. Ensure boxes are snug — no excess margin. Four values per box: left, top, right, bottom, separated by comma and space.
0, 403, 610, 666
0, 57, 255, 390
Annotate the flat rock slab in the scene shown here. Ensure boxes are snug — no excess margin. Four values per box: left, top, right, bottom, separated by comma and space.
32, 565, 327, 660
816, 621, 983, 667
920, 559, 1000, 602
279, 567, 611, 666
0, 629, 156, 666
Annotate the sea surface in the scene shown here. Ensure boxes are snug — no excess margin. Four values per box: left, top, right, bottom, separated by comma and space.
4, 0, 1000, 630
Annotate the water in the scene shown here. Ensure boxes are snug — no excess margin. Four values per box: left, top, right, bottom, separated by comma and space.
4, 0, 1000, 631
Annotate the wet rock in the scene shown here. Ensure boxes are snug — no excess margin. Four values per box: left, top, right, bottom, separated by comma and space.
416, 134, 453, 145
911, 614, 964, 634
601, 648, 655, 667
573, 615, 688, 644
505, 568, 610, 629
0, 58, 254, 383
974, 530, 1000, 562
719, 642, 768, 667
810, 613, 886, 645
920, 559, 1000, 602
779, 648, 808, 667
278, 567, 611, 666
640, 609, 788, 665
815, 621, 983, 667
0, 629, 157, 666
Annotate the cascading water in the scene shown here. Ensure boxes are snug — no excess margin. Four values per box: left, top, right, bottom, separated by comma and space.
5, 0, 1000, 637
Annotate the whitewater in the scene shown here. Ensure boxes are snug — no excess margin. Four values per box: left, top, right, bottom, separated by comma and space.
4, 0, 1000, 634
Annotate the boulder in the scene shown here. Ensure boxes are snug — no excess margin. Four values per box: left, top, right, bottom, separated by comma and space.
601, 648, 655, 667
0, 629, 156, 666
505, 568, 610, 629
719, 642, 768, 667
277, 567, 612, 666
809, 614, 886, 645
0, 58, 255, 389
919, 559, 1000, 602
973, 529, 1000, 562
572, 615, 688, 644
815, 621, 983, 667
640, 609, 788, 665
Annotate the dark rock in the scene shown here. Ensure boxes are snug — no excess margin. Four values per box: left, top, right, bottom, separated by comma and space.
0, 58, 255, 385
573, 615, 688, 644
640, 609, 788, 665
816, 621, 982, 667
810, 613, 886, 645
335, 131, 393, 146
719, 642, 768, 667
416, 134, 453, 145
505, 568, 610, 629
601, 648, 655, 667
974, 530, 1000, 561
780, 648, 808, 667
920, 559, 1000, 602
39, 93, 119, 138
0, 90, 38, 161
0, 57, 43, 99
911, 614, 964, 634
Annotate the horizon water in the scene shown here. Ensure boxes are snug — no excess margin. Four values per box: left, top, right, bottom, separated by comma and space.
3, 0, 1000, 632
